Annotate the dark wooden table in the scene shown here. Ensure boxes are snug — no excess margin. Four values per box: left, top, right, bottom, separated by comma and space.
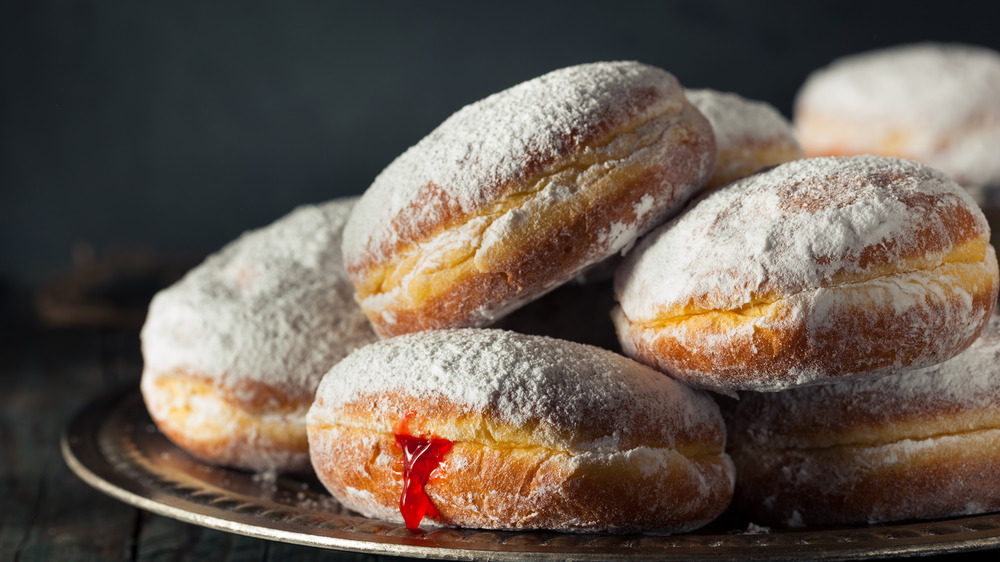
3, 284, 997, 562
1, 286, 408, 562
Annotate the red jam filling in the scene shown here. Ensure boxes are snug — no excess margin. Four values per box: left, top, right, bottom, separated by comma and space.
394, 428, 452, 530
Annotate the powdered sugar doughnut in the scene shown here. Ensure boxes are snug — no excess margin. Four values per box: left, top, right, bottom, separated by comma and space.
307, 329, 735, 533
728, 313, 1000, 527
613, 156, 999, 393
343, 61, 716, 337
140, 198, 378, 473
794, 43, 1000, 193
686, 89, 802, 190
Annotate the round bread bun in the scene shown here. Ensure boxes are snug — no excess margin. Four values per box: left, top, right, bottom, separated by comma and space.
342, 61, 716, 338
794, 43, 1000, 192
307, 329, 735, 533
727, 312, 1000, 527
612, 156, 999, 393
686, 88, 802, 190
140, 198, 378, 473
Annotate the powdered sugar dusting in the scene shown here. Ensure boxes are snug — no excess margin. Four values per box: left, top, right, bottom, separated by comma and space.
794, 43, 1000, 187
616, 156, 988, 321
687, 89, 797, 149
928, 125, 1000, 189
141, 198, 378, 399
342, 61, 685, 270
310, 329, 721, 452
796, 43, 1000, 132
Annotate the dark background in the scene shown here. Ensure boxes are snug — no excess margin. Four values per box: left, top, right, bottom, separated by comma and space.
5, 0, 1000, 294
4, 4, 1000, 559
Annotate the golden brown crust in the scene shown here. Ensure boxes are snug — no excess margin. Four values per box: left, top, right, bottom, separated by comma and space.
613, 156, 999, 392
363, 152, 710, 337
309, 423, 734, 533
306, 329, 735, 532
707, 138, 802, 190
344, 63, 716, 337
728, 376, 1000, 455
140, 369, 312, 473
615, 250, 999, 391
345, 68, 688, 277
726, 315, 1000, 527
360, 113, 713, 337
322, 388, 726, 462
730, 429, 1000, 527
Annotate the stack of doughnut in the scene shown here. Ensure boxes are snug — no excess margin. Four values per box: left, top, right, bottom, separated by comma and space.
794, 43, 1000, 201
611, 154, 1000, 527
494, 85, 803, 351
142, 55, 1000, 535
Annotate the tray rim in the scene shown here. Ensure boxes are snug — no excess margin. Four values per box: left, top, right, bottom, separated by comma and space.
61, 386, 1000, 561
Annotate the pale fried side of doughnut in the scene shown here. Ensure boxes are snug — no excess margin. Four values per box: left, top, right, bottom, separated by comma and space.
796, 111, 1000, 188
141, 370, 312, 473
795, 111, 918, 161
308, 398, 735, 532
730, 429, 1000, 527
709, 138, 803, 190
614, 241, 999, 391
352, 103, 713, 337
314, 390, 726, 463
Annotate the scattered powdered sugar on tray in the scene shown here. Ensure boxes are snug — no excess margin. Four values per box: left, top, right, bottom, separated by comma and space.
310, 329, 722, 452
615, 156, 988, 320
141, 197, 378, 398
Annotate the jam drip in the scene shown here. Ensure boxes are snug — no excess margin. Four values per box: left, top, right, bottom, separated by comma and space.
395, 433, 452, 530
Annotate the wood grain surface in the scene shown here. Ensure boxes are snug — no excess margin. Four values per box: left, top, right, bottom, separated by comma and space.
0, 323, 404, 561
